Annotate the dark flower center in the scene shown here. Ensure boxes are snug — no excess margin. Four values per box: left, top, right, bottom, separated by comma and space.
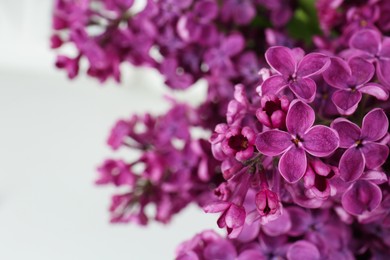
291, 135, 303, 146
228, 134, 249, 151
287, 74, 297, 83
264, 99, 282, 116
355, 139, 363, 148
263, 199, 271, 215
314, 174, 327, 192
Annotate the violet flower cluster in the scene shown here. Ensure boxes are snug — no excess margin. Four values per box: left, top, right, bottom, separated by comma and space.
51, 0, 390, 259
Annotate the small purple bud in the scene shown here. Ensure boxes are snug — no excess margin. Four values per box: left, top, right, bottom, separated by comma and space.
257, 95, 289, 129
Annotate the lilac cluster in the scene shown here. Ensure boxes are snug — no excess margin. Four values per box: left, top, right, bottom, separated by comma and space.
96, 102, 220, 224
51, 0, 296, 91
50, 0, 390, 258
203, 39, 390, 257
177, 206, 390, 259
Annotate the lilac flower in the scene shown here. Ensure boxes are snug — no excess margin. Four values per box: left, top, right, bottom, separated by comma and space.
55, 55, 80, 79
287, 241, 321, 260
220, 0, 256, 25
342, 180, 382, 216
303, 159, 336, 200
260, 0, 293, 28
176, 0, 219, 46
103, 0, 135, 13
260, 46, 330, 102
160, 58, 195, 89
323, 56, 388, 115
348, 29, 390, 88
256, 100, 339, 183
204, 33, 245, 78
255, 189, 282, 223
96, 159, 136, 187
256, 95, 290, 129
204, 201, 246, 238
331, 108, 389, 182
175, 230, 237, 260
236, 51, 262, 85
221, 126, 256, 162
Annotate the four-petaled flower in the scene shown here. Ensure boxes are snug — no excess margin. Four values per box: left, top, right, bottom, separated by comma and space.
256, 100, 340, 183
260, 46, 330, 102
331, 108, 389, 182
323, 56, 388, 115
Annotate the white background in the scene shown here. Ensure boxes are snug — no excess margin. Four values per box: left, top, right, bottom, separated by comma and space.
0, 1, 218, 259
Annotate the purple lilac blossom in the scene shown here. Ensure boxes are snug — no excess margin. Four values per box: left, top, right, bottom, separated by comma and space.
260, 46, 330, 102
256, 100, 339, 183
51, 0, 390, 258
331, 108, 389, 182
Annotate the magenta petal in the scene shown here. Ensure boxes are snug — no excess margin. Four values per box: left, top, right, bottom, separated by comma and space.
331, 118, 361, 148
222, 33, 245, 57
358, 83, 389, 100
349, 57, 375, 85
237, 250, 266, 260
287, 207, 312, 236
331, 89, 362, 115
260, 75, 288, 95
287, 241, 320, 260
286, 100, 315, 136
262, 210, 292, 236
265, 46, 296, 75
361, 142, 389, 169
203, 202, 230, 213
225, 205, 246, 229
204, 240, 237, 260
323, 57, 351, 89
297, 53, 330, 78
342, 180, 382, 215
361, 108, 389, 141
255, 130, 292, 156
303, 126, 339, 157
349, 29, 381, 55
339, 148, 365, 182
289, 77, 317, 102
377, 60, 390, 88
279, 146, 307, 183
379, 37, 390, 57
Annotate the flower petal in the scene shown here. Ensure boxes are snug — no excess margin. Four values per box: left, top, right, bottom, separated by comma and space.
204, 202, 230, 213
286, 100, 315, 136
297, 53, 330, 78
289, 77, 317, 102
349, 57, 375, 85
361, 108, 389, 142
303, 126, 339, 157
260, 75, 288, 96
358, 83, 389, 100
331, 89, 362, 115
287, 206, 312, 236
287, 241, 320, 260
225, 204, 246, 229
361, 142, 389, 169
339, 148, 365, 182
342, 180, 382, 215
379, 37, 390, 57
265, 46, 296, 75
323, 57, 351, 89
279, 146, 307, 183
349, 29, 381, 55
222, 33, 245, 57
331, 118, 361, 148
377, 60, 390, 89
255, 130, 292, 156
262, 209, 292, 236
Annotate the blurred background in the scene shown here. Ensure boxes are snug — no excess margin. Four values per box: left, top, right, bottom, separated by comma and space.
0, 1, 215, 259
